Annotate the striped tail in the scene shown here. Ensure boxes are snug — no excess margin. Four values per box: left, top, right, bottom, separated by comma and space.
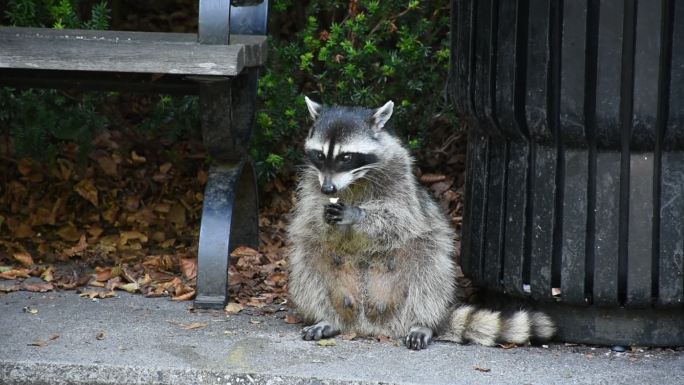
439, 305, 555, 346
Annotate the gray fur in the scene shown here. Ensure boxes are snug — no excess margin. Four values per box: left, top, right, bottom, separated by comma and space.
288, 98, 555, 350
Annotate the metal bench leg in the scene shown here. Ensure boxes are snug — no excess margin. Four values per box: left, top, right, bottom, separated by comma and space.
195, 161, 258, 309
193, 75, 259, 309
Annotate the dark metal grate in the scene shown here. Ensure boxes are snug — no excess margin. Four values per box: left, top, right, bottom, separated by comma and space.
450, 0, 684, 346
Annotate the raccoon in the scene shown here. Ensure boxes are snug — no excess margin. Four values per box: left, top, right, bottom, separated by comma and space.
287, 97, 555, 350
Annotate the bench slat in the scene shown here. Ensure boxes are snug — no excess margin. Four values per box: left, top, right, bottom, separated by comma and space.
0, 27, 267, 76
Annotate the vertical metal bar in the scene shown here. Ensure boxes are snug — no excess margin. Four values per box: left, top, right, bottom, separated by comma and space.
496, 0, 529, 297
584, 0, 600, 306
525, 0, 556, 300
230, 0, 269, 36
559, 0, 590, 305
592, 0, 624, 306
483, 138, 507, 288
626, 0, 663, 307
199, 0, 231, 44
464, 132, 489, 283
618, 0, 637, 306
481, 0, 507, 290
659, 0, 684, 307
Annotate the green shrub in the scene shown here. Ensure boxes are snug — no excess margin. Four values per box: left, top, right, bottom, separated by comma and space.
1, 0, 112, 162
139, 95, 200, 141
0, 88, 106, 161
5, 0, 110, 29
254, 0, 454, 181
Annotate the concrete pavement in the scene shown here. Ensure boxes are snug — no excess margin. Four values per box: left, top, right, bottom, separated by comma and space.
1, 290, 682, 385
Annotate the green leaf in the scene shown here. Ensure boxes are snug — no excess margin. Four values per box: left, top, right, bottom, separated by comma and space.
317, 338, 337, 347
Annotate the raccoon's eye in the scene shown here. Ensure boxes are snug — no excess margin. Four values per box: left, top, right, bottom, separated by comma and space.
316, 152, 325, 161
341, 153, 353, 162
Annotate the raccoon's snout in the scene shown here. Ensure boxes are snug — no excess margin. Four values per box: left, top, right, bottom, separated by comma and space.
321, 182, 337, 195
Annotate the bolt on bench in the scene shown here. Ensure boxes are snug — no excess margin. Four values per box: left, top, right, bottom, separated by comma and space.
0, 0, 268, 309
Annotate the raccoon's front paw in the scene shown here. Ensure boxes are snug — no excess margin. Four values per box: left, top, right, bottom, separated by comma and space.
324, 203, 363, 225
405, 326, 433, 350
302, 321, 340, 341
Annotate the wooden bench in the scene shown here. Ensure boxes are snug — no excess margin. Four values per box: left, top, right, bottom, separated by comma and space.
0, 0, 269, 309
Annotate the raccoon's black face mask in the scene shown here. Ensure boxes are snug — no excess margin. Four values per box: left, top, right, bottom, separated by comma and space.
303, 97, 394, 194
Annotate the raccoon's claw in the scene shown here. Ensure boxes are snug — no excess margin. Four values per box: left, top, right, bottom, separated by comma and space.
324, 203, 344, 224
405, 327, 433, 350
302, 321, 340, 341
324, 203, 363, 225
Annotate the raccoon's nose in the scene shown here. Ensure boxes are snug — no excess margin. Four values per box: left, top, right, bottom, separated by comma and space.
321, 183, 337, 195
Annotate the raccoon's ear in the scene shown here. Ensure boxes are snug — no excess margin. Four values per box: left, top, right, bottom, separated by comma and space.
371, 101, 394, 132
304, 96, 322, 120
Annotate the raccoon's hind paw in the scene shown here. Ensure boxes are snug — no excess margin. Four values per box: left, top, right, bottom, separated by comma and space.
405, 326, 433, 350
302, 321, 340, 341
324, 203, 363, 225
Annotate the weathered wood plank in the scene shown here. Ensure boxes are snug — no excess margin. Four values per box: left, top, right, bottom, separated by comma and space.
0, 27, 267, 75
230, 34, 269, 68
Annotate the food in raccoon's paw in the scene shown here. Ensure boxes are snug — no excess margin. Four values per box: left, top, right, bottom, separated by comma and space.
329, 197, 340, 204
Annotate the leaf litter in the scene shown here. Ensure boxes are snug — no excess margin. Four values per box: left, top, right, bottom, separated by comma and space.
0, 126, 292, 310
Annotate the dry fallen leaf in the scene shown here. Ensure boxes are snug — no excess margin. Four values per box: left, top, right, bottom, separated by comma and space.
21, 281, 54, 292
119, 231, 148, 245
167, 204, 186, 225
159, 162, 172, 174
97, 156, 118, 176
419, 173, 447, 183
94, 267, 115, 282
131, 150, 146, 163
225, 303, 244, 314
59, 235, 88, 260
79, 290, 117, 299
56, 224, 83, 242
172, 290, 195, 301
41, 266, 55, 282
154, 202, 171, 213
13, 251, 34, 267
180, 258, 197, 280
340, 332, 358, 341
283, 314, 301, 324
74, 179, 99, 207
12, 222, 35, 239
230, 246, 260, 258
499, 343, 517, 349
29, 340, 48, 347
96, 331, 106, 340
0, 268, 31, 280
168, 321, 208, 330
265, 272, 287, 287
120, 282, 140, 293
